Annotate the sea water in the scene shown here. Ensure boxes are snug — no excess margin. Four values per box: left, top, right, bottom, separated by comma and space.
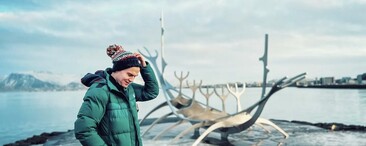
0, 88, 365, 145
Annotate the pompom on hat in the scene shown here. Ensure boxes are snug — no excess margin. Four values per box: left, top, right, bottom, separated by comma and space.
106, 44, 141, 72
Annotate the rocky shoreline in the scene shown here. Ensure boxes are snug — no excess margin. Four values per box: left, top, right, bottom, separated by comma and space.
4, 118, 366, 146
289, 120, 366, 132
3, 118, 180, 146
4, 131, 70, 146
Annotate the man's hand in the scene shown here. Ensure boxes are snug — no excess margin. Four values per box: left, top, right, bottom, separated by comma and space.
134, 53, 146, 67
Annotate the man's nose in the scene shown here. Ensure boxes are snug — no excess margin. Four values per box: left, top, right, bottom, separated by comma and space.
128, 76, 135, 81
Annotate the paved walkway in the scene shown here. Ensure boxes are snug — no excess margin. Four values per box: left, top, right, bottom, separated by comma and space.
43, 119, 366, 146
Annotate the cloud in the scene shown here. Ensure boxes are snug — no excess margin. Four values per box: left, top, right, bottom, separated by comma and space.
0, 0, 365, 83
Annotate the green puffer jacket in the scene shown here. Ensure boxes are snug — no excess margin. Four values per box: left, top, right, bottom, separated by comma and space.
74, 63, 159, 146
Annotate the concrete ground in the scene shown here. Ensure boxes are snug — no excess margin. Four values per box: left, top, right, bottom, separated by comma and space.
42, 119, 366, 146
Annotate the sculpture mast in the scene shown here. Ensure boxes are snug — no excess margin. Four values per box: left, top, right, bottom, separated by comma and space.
160, 9, 167, 75
259, 34, 269, 99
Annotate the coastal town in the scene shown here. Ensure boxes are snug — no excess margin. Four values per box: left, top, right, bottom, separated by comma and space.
246, 72, 366, 89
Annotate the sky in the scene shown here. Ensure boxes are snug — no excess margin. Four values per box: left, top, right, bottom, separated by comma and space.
1, 0, 366, 84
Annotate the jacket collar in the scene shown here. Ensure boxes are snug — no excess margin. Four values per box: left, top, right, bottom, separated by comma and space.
104, 68, 128, 93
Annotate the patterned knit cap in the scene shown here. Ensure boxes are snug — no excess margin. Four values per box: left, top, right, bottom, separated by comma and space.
106, 44, 141, 72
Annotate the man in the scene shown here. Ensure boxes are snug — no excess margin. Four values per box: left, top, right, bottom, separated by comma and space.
74, 44, 159, 146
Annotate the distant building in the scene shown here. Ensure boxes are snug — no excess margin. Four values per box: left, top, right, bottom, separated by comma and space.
357, 73, 366, 84
340, 77, 352, 84
335, 79, 342, 84
348, 79, 357, 84
313, 79, 321, 85
320, 77, 334, 85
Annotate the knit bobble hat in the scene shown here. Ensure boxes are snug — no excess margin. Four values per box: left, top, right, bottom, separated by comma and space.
106, 44, 141, 72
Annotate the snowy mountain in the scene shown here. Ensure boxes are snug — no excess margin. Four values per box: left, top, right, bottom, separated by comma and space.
24, 71, 81, 86
0, 72, 86, 92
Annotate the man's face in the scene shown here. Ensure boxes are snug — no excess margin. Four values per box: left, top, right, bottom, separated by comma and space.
112, 67, 140, 88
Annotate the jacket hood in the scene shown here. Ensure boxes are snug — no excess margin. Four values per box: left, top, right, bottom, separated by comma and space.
81, 70, 107, 87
